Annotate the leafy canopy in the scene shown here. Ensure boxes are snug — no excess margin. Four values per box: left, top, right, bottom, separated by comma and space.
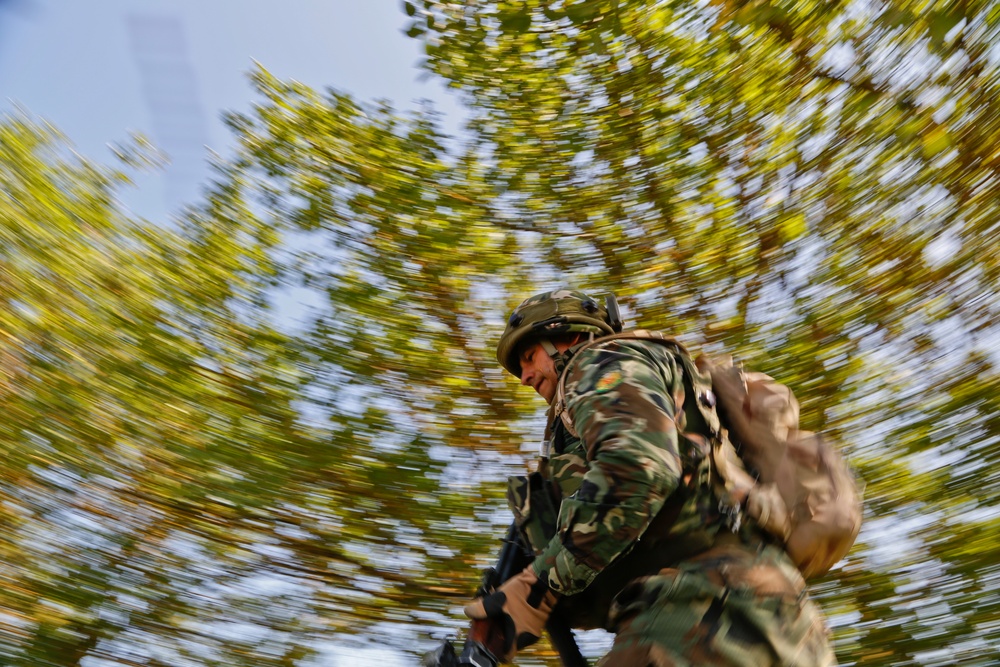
2, 0, 1000, 664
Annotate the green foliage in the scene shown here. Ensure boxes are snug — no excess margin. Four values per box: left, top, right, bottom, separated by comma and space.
2, 0, 1000, 664
403, 1, 1000, 662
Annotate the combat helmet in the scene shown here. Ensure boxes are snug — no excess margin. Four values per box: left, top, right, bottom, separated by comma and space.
497, 290, 623, 378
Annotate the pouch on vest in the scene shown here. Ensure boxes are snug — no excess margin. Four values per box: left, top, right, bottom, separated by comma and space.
506, 472, 559, 555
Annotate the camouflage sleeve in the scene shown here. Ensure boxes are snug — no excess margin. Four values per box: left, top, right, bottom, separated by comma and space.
531, 343, 683, 595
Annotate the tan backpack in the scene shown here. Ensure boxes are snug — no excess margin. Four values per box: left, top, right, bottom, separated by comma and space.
696, 355, 863, 578
553, 331, 863, 578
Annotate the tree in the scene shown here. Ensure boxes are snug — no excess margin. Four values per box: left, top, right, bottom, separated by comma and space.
0, 115, 322, 666
401, 1, 1000, 663
4, 0, 1000, 664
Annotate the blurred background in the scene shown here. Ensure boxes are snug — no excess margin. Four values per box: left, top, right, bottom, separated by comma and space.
1, 0, 998, 665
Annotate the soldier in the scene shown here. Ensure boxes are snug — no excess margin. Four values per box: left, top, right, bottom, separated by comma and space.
464, 290, 836, 666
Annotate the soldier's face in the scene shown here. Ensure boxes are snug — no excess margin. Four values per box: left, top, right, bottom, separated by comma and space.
518, 341, 558, 404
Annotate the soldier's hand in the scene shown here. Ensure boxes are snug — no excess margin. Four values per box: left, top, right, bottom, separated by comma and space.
463, 566, 558, 663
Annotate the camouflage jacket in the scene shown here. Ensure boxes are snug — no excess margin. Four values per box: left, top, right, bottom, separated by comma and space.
520, 338, 730, 602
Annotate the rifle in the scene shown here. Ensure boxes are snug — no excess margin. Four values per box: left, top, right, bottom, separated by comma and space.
424, 521, 589, 667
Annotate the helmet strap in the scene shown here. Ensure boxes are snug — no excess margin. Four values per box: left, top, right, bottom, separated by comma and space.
539, 338, 571, 376
539, 338, 560, 358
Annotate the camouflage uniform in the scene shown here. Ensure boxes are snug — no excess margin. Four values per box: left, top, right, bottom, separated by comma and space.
510, 336, 836, 666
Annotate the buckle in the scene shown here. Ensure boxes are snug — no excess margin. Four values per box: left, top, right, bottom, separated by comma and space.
718, 498, 743, 533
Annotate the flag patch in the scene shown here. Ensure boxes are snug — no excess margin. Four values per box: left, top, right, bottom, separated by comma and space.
595, 370, 623, 393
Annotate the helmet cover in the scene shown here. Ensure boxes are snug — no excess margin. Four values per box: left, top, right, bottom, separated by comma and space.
496, 290, 615, 377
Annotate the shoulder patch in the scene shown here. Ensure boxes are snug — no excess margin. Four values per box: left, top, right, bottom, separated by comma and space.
594, 370, 624, 393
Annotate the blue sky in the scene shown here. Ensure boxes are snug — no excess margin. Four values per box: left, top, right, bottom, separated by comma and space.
0, 0, 463, 220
